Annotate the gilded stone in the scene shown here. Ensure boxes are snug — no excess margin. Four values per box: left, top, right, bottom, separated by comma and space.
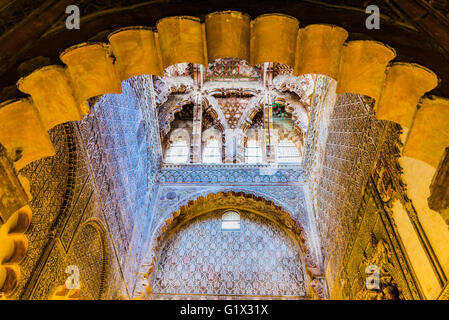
251, 14, 299, 67
294, 24, 348, 79
0, 98, 55, 171
403, 96, 449, 168
376, 63, 439, 129
60, 43, 122, 103
108, 27, 163, 80
205, 11, 251, 63
156, 16, 206, 69
337, 41, 396, 101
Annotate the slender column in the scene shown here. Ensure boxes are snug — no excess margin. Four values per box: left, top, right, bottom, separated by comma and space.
191, 93, 202, 163
271, 129, 279, 162
224, 128, 235, 163
263, 95, 276, 163
191, 64, 203, 163
262, 62, 277, 163
192, 63, 203, 88
259, 128, 267, 163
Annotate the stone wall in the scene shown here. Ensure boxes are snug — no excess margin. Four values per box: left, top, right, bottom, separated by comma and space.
132, 162, 321, 298
310, 92, 385, 290
10, 75, 162, 299
330, 177, 421, 300
70, 75, 161, 297
332, 122, 449, 300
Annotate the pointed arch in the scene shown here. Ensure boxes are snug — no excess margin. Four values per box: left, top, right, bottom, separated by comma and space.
141, 191, 321, 298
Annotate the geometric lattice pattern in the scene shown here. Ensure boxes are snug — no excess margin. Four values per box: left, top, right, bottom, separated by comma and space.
67, 223, 105, 300
315, 93, 385, 286
12, 124, 72, 299
151, 210, 306, 299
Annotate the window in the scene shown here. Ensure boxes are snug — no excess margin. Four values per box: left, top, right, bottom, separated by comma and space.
277, 139, 301, 163
165, 140, 189, 163
221, 211, 240, 231
202, 139, 221, 163
245, 139, 262, 163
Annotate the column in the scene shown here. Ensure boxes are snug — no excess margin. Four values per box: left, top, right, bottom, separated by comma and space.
263, 95, 276, 163
224, 128, 235, 163
234, 128, 246, 163
191, 94, 202, 163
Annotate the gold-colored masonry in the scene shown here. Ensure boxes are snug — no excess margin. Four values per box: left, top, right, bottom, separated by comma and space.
0, 10, 448, 300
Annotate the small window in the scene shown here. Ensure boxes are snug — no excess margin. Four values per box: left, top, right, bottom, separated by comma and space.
277, 139, 301, 163
245, 139, 262, 163
165, 140, 189, 163
221, 211, 240, 231
203, 139, 221, 163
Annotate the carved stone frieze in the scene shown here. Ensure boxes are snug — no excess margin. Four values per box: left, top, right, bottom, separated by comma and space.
357, 237, 403, 300
158, 164, 304, 185
334, 176, 422, 300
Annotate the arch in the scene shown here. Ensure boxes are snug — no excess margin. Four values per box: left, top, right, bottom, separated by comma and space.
236, 94, 264, 132
272, 74, 315, 104
222, 210, 240, 220
274, 91, 310, 132
0, 206, 31, 296
152, 74, 194, 105
150, 209, 307, 298
201, 127, 222, 163
0, 11, 443, 175
164, 128, 190, 164
158, 95, 195, 138
203, 95, 229, 131
158, 186, 304, 222
141, 191, 320, 298
159, 95, 228, 139
168, 127, 190, 144
1, 12, 444, 174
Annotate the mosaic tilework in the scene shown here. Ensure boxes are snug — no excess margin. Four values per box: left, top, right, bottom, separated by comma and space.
28, 240, 66, 300
151, 210, 307, 299
150, 293, 306, 300
150, 184, 308, 243
75, 75, 162, 294
11, 75, 164, 300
